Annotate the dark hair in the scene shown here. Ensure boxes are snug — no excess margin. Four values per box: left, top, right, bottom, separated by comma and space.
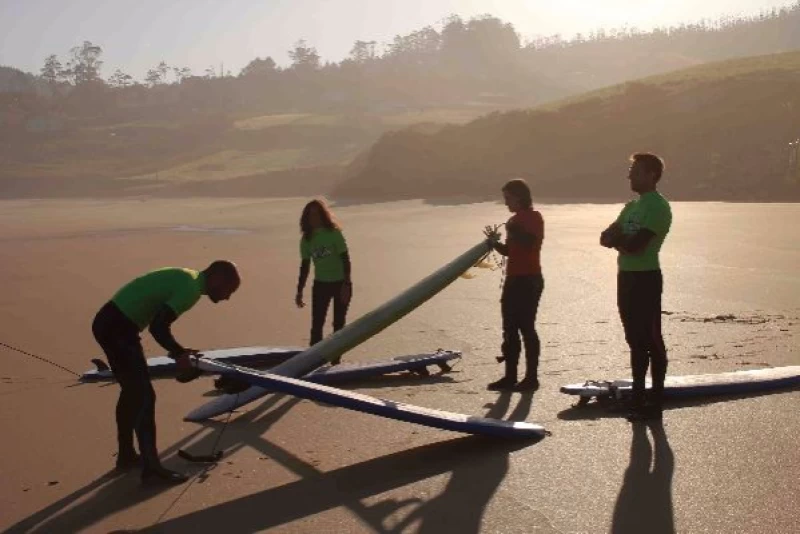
205, 260, 240, 288
502, 178, 533, 209
300, 198, 340, 241
629, 153, 665, 181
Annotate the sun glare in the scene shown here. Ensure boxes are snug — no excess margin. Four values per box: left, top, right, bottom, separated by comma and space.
494, 1, 672, 38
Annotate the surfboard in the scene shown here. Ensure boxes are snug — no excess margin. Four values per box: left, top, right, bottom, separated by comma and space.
186, 238, 494, 421
560, 366, 800, 405
192, 358, 547, 439
80, 346, 303, 382
213, 350, 461, 393
83, 347, 459, 386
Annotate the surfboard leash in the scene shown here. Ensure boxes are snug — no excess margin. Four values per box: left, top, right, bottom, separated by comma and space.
0, 341, 81, 377
177, 404, 236, 463
178, 362, 238, 464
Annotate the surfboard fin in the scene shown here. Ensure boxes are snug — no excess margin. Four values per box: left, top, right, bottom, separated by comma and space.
91, 358, 110, 372
214, 375, 251, 394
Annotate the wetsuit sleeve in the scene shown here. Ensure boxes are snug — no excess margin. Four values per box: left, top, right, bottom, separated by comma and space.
618, 228, 656, 254
341, 251, 352, 283
297, 259, 310, 294
600, 222, 622, 248
149, 305, 185, 355
492, 216, 513, 256
603, 202, 634, 248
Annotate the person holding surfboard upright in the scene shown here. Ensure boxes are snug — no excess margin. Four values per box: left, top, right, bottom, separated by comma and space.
92, 261, 240, 484
485, 178, 545, 391
600, 153, 672, 421
296, 199, 352, 363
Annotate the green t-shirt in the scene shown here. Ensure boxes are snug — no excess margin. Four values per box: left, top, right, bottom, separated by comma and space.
300, 228, 348, 282
615, 191, 672, 272
111, 268, 205, 331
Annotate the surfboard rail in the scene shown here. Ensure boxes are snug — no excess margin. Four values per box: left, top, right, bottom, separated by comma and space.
193, 358, 547, 439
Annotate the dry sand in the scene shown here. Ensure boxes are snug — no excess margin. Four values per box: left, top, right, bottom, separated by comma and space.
0, 198, 798, 533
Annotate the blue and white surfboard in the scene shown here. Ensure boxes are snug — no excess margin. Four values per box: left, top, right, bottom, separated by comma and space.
192, 358, 547, 439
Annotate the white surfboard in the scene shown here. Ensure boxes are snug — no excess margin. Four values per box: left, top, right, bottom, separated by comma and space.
561, 366, 800, 403
186, 239, 493, 421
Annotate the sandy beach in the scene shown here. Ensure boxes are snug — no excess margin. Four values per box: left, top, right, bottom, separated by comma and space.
1, 198, 798, 533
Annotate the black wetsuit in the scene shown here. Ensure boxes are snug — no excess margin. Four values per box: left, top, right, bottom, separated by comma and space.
92, 302, 159, 469
310, 280, 350, 345
501, 275, 544, 381
617, 270, 667, 406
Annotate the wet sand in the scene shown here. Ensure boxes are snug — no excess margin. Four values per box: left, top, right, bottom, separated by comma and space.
0, 198, 798, 533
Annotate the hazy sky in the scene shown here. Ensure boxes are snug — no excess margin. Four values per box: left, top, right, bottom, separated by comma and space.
1, 0, 796, 79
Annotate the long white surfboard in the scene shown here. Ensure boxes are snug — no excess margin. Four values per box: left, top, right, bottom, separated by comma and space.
561, 366, 800, 403
193, 358, 547, 438
186, 239, 493, 421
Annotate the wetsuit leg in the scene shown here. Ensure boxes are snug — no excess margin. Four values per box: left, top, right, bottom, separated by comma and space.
310, 280, 334, 345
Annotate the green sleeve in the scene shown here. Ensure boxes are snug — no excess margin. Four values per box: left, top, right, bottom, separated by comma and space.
639, 197, 672, 237
615, 201, 634, 225
166, 280, 202, 318
300, 238, 310, 260
333, 230, 348, 254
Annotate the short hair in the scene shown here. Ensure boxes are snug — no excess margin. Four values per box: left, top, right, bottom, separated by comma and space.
630, 153, 665, 181
502, 178, 532, 209
206, 260, 240, 288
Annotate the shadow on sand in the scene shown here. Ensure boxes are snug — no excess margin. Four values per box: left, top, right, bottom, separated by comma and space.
5, 387, 542, 533
611, 420, 675, 534
556, 385, 800, 422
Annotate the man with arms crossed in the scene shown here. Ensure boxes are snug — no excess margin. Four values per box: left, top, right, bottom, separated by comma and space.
600, 153, 672, 421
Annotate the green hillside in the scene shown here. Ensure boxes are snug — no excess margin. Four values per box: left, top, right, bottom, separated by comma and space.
0, 106, 493, 198
333, 51, 800, 202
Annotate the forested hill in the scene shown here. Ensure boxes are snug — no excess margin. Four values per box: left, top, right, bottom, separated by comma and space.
333, 51, 800, 203
1, 3, 799, 199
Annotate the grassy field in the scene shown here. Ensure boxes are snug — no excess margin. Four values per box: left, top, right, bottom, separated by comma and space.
538, 49, 800, 112
2, 103, 497, 198
334, 50, 800, 201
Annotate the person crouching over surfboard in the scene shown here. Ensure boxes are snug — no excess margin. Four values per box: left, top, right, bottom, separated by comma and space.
600, 153, 672, 421
295, 199, 353, 363
484, 178, 545, 392
91, 261, 240, 484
